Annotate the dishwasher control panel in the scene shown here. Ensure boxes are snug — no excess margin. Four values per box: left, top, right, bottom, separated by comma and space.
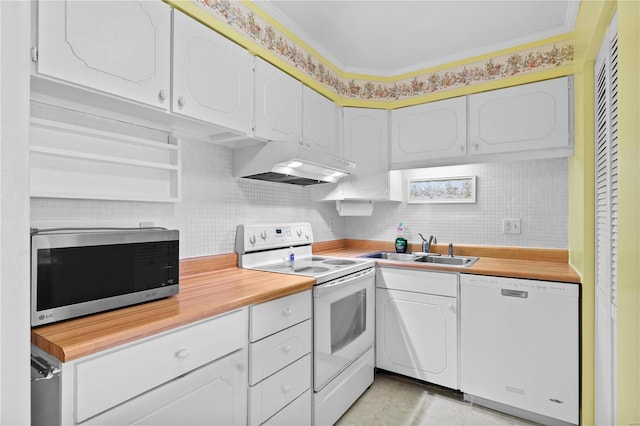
460, 274, 580, 298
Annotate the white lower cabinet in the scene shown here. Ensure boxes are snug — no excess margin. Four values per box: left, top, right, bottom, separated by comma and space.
31, 309, 248, 425
262, 390, 312, 426
86, 349, 247, 425
248, 291, 312, 425
375, 267, 458, 389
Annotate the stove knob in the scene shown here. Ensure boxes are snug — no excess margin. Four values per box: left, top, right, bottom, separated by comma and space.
305, 231, 310, 240
296, 228, 302, 237
260, 231, 268, 240
249, 235, 256, 245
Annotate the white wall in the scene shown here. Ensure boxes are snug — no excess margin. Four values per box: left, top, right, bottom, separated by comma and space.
345, 158, 568, 249
31, 137, 344, 258
1, 1, 31, 423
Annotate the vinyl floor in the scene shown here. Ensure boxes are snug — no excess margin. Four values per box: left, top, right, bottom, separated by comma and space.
335, 371, 539, 426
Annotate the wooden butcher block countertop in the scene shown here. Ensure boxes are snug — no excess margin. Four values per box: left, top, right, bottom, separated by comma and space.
32, 240, 580, 362
31, 254, 314, 362
314, 239, 581, 284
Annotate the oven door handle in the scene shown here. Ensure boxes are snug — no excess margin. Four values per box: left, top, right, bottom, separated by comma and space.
314, 267, 375, 298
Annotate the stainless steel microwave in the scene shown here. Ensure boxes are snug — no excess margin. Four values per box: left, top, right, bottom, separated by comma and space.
31, 228, 179, 326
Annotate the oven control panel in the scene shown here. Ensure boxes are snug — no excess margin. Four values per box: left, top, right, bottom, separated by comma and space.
235, 223, 314, 253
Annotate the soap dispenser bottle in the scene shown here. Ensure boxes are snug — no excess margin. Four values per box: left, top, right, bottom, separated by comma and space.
395, 222, 408, 253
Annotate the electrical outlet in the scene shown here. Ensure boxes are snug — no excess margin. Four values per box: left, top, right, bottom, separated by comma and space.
503, 218, 521, 234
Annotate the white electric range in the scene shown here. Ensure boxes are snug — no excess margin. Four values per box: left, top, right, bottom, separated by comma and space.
236, 223, 375, 425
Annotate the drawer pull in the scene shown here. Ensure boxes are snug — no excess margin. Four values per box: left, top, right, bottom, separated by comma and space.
283, 345, 292, 353
283, 307, 292, 316
175, 348, 191, 359
282, 384, 291, 393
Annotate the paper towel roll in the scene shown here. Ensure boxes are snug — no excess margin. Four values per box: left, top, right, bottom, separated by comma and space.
336, 200, 374, 216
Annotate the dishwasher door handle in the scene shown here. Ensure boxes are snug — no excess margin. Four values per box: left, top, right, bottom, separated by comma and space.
501, 289, 528, 298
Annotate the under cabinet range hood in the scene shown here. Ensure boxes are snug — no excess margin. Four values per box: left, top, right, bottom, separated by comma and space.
233, 140, 355, 186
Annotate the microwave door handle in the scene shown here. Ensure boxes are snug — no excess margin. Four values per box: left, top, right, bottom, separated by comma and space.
314, 268, 374, 297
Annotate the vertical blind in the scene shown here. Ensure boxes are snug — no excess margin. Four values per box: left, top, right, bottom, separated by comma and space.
595, 16, 618, 309
594, 11, 618, 426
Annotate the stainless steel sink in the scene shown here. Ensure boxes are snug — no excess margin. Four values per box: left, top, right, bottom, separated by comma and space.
359, 251, 478, 267
360, 251, 418, 261
414, 255, 479, 267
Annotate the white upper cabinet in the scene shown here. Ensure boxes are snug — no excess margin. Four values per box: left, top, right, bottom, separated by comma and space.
36, 1, 171, 110
468, 76, 571, 155
302, 86, 340, 156
391, 96, 467, 168
172, 10, 253, 135
340, 108, 400, 200
254, 57, 303, 142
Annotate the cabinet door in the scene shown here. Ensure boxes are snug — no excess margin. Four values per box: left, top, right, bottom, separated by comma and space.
391, 96, 467, 167
302, 86, 339, 155
341, 108, 392, 199
376, 288, 457, 389
37, 1, 171, 110
254, 58, 302, 142
74, 309, 247, 423
468, 77, 570, 155
172, 10, 253, 134
86, 349, 248, 426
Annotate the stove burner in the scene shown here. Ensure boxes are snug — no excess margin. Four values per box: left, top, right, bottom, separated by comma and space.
311, 256, 328, 261
323, 259, 357, 266
294, 266, 330, 273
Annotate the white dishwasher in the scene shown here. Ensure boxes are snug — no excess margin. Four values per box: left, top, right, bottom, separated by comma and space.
460, 274, 579, 425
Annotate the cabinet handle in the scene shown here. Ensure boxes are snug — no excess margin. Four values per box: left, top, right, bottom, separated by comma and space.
282, 384, 291, 393
459, 145, 464, 153
236, 360, 246, 372
175, 348, 191, 359
158, 89, 167, 103
283, 345, 292, 353
501, 289, 528, 298
448, 302, 456, 313
283, 306, 292, 316
473, 144, 479, 151
177, 96, 186, 109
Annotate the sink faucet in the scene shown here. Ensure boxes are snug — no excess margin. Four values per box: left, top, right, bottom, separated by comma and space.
418, 233, 437, 253
448, 242, 454, 257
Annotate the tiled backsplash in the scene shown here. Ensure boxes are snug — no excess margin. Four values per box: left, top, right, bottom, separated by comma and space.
30, 138, 343, 259
31, 139, 568, 259
345, 159, 568, 249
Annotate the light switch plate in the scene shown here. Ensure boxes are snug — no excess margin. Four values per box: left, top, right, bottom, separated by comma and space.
503, 218, 521, 234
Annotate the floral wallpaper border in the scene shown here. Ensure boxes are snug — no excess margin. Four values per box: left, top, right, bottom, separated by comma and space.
192, 0, 574, 102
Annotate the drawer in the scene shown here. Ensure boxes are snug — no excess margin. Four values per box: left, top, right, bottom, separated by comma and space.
84, 348, 248, 426
249, 354, 311, 425
262, 389, 311, 426
249, 320, 311, 385
250, 290, 311, 342
74, 308, 247, 423
376, 267, 458, 297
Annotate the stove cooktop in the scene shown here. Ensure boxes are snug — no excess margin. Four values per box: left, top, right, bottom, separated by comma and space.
251, 255, 373, 284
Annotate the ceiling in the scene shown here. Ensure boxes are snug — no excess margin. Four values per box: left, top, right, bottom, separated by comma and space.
259, 0, 580, 76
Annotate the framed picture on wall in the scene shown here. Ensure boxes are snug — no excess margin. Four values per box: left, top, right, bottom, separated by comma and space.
408, 176, 476, 204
